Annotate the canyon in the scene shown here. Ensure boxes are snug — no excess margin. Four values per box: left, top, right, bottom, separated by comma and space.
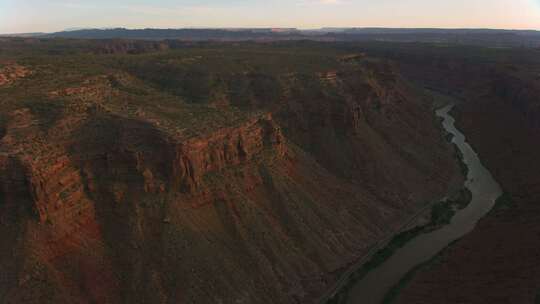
0, 40, 462, 303
1, 38, 539, 303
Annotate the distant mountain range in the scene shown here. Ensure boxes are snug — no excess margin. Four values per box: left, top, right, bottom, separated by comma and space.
3, 27, 540, 47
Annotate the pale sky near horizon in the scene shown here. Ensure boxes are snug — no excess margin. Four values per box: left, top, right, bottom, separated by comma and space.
1, 0, 539, 34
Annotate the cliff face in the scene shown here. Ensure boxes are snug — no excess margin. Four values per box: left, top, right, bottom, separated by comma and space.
275, 63, 455, 202
0, 109, 288, 302
0, 45, 462, 304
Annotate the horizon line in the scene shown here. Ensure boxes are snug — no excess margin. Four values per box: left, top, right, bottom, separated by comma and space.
2, 26, 540, 36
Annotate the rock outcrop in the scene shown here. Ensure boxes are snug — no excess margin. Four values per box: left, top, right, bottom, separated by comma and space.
0, 63, 30, 87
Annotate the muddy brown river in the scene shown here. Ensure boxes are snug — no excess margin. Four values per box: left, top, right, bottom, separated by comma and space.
345, 104, 503, 304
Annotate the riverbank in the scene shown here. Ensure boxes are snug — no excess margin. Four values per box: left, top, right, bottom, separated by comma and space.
382, 192, 513, 304
319, 196, 444, 304
321, 98, 472, 304
326, 103, 502, 304
327, 188, 472, 304
391, 93, 540, 303
317, 95, 466, 304
326, 185, 472, 303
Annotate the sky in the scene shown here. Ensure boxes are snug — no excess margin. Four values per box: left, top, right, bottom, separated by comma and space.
1, 0, 540, 34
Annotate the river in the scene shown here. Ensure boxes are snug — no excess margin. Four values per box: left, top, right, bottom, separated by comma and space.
344, 104, 503, 304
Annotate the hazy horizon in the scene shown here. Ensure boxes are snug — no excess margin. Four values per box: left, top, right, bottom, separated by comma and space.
1, 0, 540, 35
